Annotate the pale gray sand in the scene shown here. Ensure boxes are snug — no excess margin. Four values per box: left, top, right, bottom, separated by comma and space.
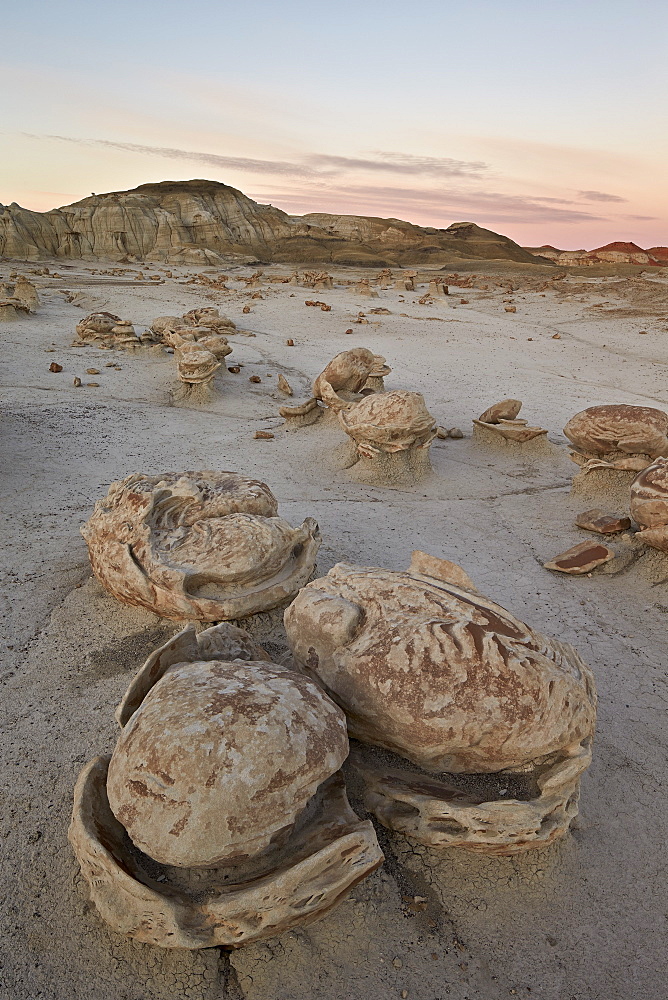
1, 262, 667, 1000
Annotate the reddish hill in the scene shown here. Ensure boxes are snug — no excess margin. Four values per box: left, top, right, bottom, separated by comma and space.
591, 241, 647, 254
647, 246, 668, 260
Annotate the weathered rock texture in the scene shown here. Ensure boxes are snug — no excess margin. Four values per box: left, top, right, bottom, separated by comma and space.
312, 348, 391, 408
69, 624, 383, 948
284, 551, 596, 853
0, 180, 554, 265
74, 312, 141, 349
107, 658, 349, 868
630, 457, 668, 552
80, 472, 321, 619
474, 399, 547, 443
339, 390, 437, 459
564, 404, 668, 466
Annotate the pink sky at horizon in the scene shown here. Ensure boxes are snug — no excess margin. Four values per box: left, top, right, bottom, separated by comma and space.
1, 1, 666, 252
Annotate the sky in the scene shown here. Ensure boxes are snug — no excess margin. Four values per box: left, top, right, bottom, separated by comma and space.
1, 0, 666, 249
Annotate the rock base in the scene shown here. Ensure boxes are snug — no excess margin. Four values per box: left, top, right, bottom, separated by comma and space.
69, 758, 383, 949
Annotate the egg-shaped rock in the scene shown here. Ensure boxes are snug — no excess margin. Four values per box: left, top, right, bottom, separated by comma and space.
284, 557, 596, 774
107, 658, 349, 867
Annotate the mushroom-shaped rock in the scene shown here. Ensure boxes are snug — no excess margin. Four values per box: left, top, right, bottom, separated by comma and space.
313, 348, 391, 408
564, 404, 668, 461
80, 472, 321, 620
338, 390, 437, 458
167, 332, 221, 384
69, 624, 382, 947
284, 553, 596, 853
630, 456, 668, 552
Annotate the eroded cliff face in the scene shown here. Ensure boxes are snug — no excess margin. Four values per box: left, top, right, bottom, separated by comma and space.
0, 179, 546, 266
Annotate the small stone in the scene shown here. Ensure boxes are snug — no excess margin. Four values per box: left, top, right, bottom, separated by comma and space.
460, 298, 469, 304
277, 374, 293, 395
552, 333, 561, 339
286, 339, 295, 346
401, 992, 408, 998
249, 375, 262, 383
504, 305, 517, 313
228, 366, 241, 373
345, 328, 353, 334
575, 509, 631, 534
242, 305, 251, 314
392, 958, 403, 969
544, 540, 614, 575
105, 362, 115, 367
527, 337, 533, 341
49, 362, 63, 372
73, 377, 82, 387
320, 303, 331, 311
254, 431, 274, 439
436, 426, 449, 440
86, 368, 100, 375
86, 382, 100, 387
448, 427, 464, 439
638, 330, 648, 335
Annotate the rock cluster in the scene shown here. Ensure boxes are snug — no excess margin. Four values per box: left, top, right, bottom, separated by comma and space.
69, 623, 382, 947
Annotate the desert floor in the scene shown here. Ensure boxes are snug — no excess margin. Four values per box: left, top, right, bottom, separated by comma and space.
1, 260, 667, 1000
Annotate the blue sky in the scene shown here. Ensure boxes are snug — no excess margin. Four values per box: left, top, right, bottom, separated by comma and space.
1, 0, 666, 247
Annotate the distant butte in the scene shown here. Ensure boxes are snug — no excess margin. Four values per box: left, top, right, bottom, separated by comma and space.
0, 178, 551, 267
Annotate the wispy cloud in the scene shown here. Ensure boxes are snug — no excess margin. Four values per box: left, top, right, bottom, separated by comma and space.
578, 189, 627, 203
306, 184, 605, 225
27, 134, 316, 177
623, 214, 659, 221
24, 135, 489, 180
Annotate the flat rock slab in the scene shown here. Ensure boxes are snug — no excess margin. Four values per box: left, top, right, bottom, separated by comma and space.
575, 508, 632, 534
544, 540, 615, 574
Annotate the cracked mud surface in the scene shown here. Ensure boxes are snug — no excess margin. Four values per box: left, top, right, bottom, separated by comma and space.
1, 262, 667, 999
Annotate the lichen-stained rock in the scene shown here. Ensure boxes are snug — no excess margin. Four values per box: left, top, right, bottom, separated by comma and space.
68, 623, 383, 948
564, 404, 668, 460
338, 390, 437, 458
107, 659, 349, 867
80, 471, 321, 620
284, 552, 596, 853
284, 552, 596, 775
312, 348, 391, 408
630, 456, 668, 552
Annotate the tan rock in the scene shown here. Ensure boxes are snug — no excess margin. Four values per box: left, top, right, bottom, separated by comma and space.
312, 348, 391, 409
277, 373, 293, 395
12, 276, 39, 312
69, 624, 382, 947
107, 658, 349, 867
80, 471, 321, 620
564, 404, 668, 460
630, 456, 668, 552
544, 540, 614, 574
284, 554, 596, 853
478, 399, 523, 424
338, 390, 437, 459
473, 417, 548, 443
575, 509, 632, 534
167, 332, 221, 385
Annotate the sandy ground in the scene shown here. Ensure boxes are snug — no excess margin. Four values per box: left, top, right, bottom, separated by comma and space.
1, 260, 667, 1000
